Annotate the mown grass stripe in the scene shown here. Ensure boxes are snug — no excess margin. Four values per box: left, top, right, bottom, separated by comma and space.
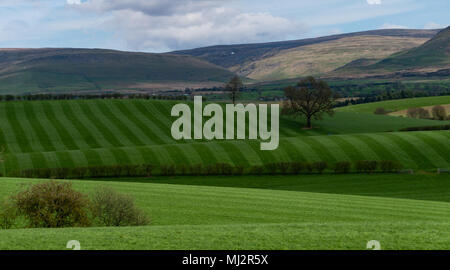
31, 102, 68, 152
136, 147, 160, 165
78, 101, 123, 147
203, 143, 233, 165
66, 150, 89, 168
339, 135, 380, 161
399, 133, 448, 168
15, 103, 47, 153
285, 137, 321, 162
331, 136, 367, 161
113, 100, 163, 145
29, 152, 48, 169
40, 101, 78, 150
303, 137, 338, 162
133, 100, 174, 143
61, 102, 101, 149
48, 102, 90, 150
315, 136, 351, 162
189, 143, 218, 165
165, 145, 190, 165
380, 133, 436, 169
414, 133, 450, 164
352, 134, 398, 162
247, 141, 278, 164
55, 151, 75, 168
3, 154, 19, 175
109, 148, 132, 165
98, 100, 147, 146
81, 149, 104, 166
41, 152, 60, 168
4, 103, 33, 153
216, 142, 250, 166
23, 102, 56, 152
280, 139, 307, 162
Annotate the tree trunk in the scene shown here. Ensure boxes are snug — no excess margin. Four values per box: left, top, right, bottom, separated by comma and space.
306, 117, 312, 129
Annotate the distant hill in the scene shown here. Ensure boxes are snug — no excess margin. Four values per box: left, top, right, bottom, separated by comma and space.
335, 26, 450, 77
0, 48, 234, 94
174, 29, 438, 66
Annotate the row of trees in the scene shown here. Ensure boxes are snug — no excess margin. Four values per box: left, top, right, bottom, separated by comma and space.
8, 160, 404, 179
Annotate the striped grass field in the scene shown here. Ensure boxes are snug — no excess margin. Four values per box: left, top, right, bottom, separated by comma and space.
0, 99, 448, 174
337, 95, 450, 114
1, 174, 450, 250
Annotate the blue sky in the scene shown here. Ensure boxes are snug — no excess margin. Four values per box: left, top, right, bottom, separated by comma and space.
0, 0, 448, 52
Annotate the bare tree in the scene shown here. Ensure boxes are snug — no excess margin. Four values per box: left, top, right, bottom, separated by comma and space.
226, 76, 243, 104
283, 76, 336, 129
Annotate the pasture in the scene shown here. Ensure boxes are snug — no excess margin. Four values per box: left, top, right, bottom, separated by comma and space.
1, 174, 450, 250
0, 99, 448, 174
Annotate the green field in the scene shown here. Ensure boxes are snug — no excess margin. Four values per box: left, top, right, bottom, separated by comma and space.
337, 96, 450, 114
0, 99, 448, 174
1, 174, 450, 250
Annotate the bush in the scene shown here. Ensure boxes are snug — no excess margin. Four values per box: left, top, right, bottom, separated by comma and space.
432, 105, 447, 120
176, 164, 187, 176
160, 165, 176, 176
264, 163, 278, 174
334, 162, 351, 174
313, 162, 328, 174
90, 187, 149, 227
233, 165, 245, 175
305, 162, 314, 173
290, 162, 304, 175
249, 165, 264, 175
0, 200, 18, 229
277, 163, 290, 174
380, 160, 403, 173
189, 164, 203, 176
355, 160, 378, 173
374, 107, 388, 115
13, 181, 91, 228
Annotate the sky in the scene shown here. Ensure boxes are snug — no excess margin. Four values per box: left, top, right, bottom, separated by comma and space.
0, 0, 448, 52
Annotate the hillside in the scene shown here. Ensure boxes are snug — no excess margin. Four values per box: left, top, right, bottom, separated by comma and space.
0, 99, 448, 175
336, 26, 450, 77
174, 29, 438, 68
1, 174, 450, 250
231, 35, 429, 81
0, 48, 234, 94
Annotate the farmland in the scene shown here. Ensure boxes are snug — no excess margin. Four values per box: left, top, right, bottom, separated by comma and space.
0, 99, 449, 174
1, 174, 450, 250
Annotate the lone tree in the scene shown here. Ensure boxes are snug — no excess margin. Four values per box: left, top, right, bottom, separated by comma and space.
283, 76, 336, 129
226, 76, 243, 104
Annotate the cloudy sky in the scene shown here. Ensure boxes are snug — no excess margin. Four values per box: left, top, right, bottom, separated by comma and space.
0, 0, 448, 52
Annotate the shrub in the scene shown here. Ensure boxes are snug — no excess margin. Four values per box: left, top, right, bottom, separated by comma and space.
13, 181, 91, 228
176, 164, 187, 176
189, 164, 203, 176
160, 165, 176, 176
249, 165, 264, 175
380, 160, 403, 173
72, 167, 88, 179
216, 163, 233, 175
355, 160, 378, 173
374, 107, 388, 115
277, 163, 290, 174
432, 105, 447, 120
0, 200, 18, 229
90, 187, 150, 227
313, 162, 328, 174
334, 162, 351, 174
204, 165, 218, 175
305, 162, 314, 173
233, 165, 245, 175
265, 163, 278, 175
290, 162, 304, 175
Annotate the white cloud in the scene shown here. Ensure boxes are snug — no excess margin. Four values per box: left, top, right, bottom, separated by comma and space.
67, 0, 81, 5
380, 23, 409, 29
423, 21, 442, 29
367, 0, 381, 5
68, 0, 304, 52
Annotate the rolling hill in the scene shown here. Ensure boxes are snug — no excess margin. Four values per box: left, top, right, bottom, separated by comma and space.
335, 26, 450, 77
0, 98, 448, 175
0, 48, 234, 94
174, 29, 439, 81
1, 174, 450, 250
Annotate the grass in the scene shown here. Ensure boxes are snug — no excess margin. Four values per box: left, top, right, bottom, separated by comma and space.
0, 99, 448, 174
1, 174, 450, 250
338, 96, 450, 114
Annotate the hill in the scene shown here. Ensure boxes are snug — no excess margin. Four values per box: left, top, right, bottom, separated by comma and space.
0, 48, 234, 94
1, 174, 450, 249
174, 29, 439, 81
0, 99, 448, 175
336, 26, 450, 77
